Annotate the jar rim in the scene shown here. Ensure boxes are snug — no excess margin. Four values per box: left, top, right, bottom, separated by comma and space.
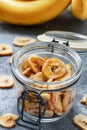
11, 41, 82, 91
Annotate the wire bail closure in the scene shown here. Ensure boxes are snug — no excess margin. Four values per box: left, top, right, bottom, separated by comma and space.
17, 89, 46, 130
52, 38, 69, 47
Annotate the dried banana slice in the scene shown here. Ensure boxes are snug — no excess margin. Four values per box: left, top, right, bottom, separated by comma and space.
41, 93, 51, 101
32, 83, 48, 90
29, 73, 35, 79
21, 59, 30, 71
0, 113, 18, 128
44, 56, 49, 61
13, 36, 36, 47
55, 64, 72, 81
73, 114, 87, 130
22, 67, 31, 77
80, 95, 87, 106
0, 75, 14, 88
47, 78, 53, 82
47, 100, 54, 111
25, 102, 39, 110
52, 92, 63, 115
31, 72, 47, 82
62, 91, 73, 112
28, 55, 45, 73
0, 44, 13, 56
43, 110, 54, 118
29, 109, 54, 117
42, 58, 67, 79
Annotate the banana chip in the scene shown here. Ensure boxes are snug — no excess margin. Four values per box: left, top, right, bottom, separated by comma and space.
80, 95, 87, 107
21, 59, 30, 71
0, 75, 14, 88
13, 37, 36, 47
29, 109, 54, 118
31, 72, 47, 82
73, 114, 87, 130
42, 58, 67, 79
0, 44, 13, 56
52, 92, 63, 115
28, 55, 45, 73
55, 64, 72, 81
0, 113, 18, 128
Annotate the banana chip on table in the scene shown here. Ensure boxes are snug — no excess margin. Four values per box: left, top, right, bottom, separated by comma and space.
0, 75, 14, 89
73, 114, 87, 130
13, 37, 36, 47
0, 113, 18, 128
80, 95, 87, 107
0, 44, 13, 56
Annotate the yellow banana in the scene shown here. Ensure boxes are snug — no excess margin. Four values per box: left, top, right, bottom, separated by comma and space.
72, 0, 87, 20
0, 0, 71, 25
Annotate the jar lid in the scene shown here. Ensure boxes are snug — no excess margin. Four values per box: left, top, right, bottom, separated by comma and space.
37, 31, 87, 53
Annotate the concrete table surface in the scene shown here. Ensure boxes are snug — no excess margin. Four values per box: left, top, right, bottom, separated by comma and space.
0, 9, 87, 130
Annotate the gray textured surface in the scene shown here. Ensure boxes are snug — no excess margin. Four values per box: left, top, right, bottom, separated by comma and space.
0, 9, 87, 130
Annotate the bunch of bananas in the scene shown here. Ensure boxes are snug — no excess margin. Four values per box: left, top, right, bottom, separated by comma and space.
0, 0, 86, 25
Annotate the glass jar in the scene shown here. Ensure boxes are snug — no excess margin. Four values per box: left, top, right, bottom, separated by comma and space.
11, 41, 82, 123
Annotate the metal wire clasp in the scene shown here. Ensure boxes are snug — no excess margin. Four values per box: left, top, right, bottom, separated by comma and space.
52, 38, 70, 47
17, 90, 46, 130
63, 41, 69, 47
